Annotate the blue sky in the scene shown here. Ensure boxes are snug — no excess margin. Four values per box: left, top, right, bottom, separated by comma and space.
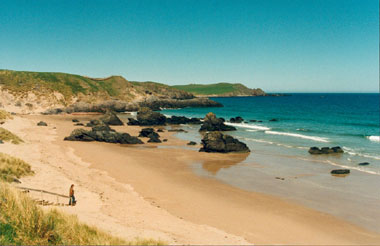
0, 0, 378, 92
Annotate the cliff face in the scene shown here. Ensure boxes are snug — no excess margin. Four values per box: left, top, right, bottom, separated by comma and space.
0, 70, 220, 113
172, 83, 267, 97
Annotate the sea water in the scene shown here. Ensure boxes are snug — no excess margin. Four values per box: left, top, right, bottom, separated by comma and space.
161, 93, 380, 232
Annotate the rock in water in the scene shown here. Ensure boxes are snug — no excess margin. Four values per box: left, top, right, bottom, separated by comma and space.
187, 141, 197, 145
308, 146, 343, 154
230, 116, 244, 123
358, 162, 370, 166
269, 118, 278, 122
199, 113, 236, 132
127, 107, 166, 126
64, 128, 143, 144
199, 131, 250, 153
331, 169, 350, 175
166, 116, 202, 125
100, 111, 124, 125
37, 121, 47, 126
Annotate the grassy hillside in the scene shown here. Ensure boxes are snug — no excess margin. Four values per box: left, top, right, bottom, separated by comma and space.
0, 70, 193, 103
172, 83, 266, 97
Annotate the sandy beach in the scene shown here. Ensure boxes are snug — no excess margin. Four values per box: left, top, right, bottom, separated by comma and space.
2, 114, 380, 245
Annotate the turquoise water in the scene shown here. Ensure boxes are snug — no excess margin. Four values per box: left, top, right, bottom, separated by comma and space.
162, 93, 380, 232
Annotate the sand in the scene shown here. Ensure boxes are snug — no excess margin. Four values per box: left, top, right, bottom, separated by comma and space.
1, 114, 380, 245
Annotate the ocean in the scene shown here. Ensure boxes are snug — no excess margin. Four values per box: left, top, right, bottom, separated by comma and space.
161, 93, 380, 232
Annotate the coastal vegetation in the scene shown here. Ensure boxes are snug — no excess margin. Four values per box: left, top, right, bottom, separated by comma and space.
172, 83, 266, 97
0, 127, 23, 144
0, 152, 33, 182
0, 109, 12, 122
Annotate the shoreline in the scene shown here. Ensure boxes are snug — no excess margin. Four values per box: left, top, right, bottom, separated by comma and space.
2, 114, 380, 244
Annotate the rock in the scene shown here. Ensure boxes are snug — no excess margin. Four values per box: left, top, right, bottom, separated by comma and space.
168, 129, 187, 132
127, 107, 166, 126
199, 131, 250, 153
257, 120, 263, 123
147, 133, 161, 143
74, 123, 84, 126
157, 129, 164, 132
72, 119, 79, 122
331, 169, 350, 175
187, 141, 197, 145
37, 121, 47, 126
358, 162, 369, 166
308, 146, 344, 155
139, 98, 223, 110
269, 118, 278, 122
230, 116, 244, 123
163, 139, 168, 142
127, 118, 139, 125
250, 120, 257, 122
100, 111, 124, 125
64, 128, 143, 144
139, 128, 155, 137
199, 113, 236, 132
86, 120, 102, 127
91, 124, 114, 132
166, 116, 202, 125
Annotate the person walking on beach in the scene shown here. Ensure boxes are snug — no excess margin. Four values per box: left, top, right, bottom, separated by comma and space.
69, 184, 76, 206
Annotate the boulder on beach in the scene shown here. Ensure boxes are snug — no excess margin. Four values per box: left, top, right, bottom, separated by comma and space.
72, 119, 79, 123
100, 111, 124, 125
199, 131, 250, 153
230, 116, 244, 123
74, 123, 84, 126
308, 146, 344, 155
64, 128, 143, 144
199, 113, 236, 132
37, 121, 47, 126
166, 115, 202, 125
127, 107, 166, 126
147, 134, 161, 143
187, 141, 197, 145
86, 119, 102, 127
331, 169, 350, 175
138, 128, 155, 137
157, 129, 164, 132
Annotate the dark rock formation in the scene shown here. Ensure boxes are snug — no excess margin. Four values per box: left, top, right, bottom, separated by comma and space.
199, 131, 250, 153
37, 121, 47, 126
127, 107, 166, 126
250, 120, 257, 122
139, 128, 155, 137
72, 119, 79, 122
230, 116, 244, 123
139, 98, 223, 111
147, 134, 161, 143
269, 118, 278, 122
199, 113, 236, 132
86, 119, 102, 127
91, 124, 114, 132
74, 123, 84, 126
358, 162, 369, 166
308, 146, 344, 155
331, 169, 350, 175
163, 139, 168, 142
187, 141, 197, 145
64, 128, 143, 144
100, 111, 124, 125
157, 129, 164, 132
168, 129, 187, 132
166, 116, 202, 125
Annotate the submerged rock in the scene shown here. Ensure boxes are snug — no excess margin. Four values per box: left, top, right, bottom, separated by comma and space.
100, 111, 124, 125
199, 113, 236, 132
37, 121, 48, 126
230, 116, 244, 123
199, 131, 250, 153
64, 128, 143, 144
269, 118, 278, 122
358, 162, 370, 166
308, 146, 343, 155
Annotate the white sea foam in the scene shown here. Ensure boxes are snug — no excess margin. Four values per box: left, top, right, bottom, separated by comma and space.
264, 130, 329, 143
342, 146, 380, 160
367, 136, 380, 142
325, 160, 380, 176
246, 129, 258, 132
225, 122, 270, 131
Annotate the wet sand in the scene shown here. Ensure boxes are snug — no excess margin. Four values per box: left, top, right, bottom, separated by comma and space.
3, 114, 380, 244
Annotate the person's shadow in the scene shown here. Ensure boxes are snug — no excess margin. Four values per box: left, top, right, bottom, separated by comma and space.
201, 153, 249, 175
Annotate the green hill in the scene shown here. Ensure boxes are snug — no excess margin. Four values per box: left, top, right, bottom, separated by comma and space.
172, 83, 266, 97
0, 69, 194, 104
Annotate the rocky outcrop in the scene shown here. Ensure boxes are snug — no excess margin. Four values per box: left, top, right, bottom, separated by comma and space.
229, 116, 244, 123
99, 111, 124, 125
138, 128, 161, 143
166, 116, 202, 125
199, 131, 250, 153
128, 107, 166, 126
37, 121, 47, 126
199, 113, 236, 132
64, 128, 143, 144
138, 128, 155, 137
139, 98, 223, 111
308, 146, 344, 155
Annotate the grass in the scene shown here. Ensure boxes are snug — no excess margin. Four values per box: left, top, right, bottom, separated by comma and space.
172, 83, 248, 95
0, 128, 23, 144
0, 152, 33, 183
0, 110, 13, 121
